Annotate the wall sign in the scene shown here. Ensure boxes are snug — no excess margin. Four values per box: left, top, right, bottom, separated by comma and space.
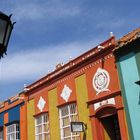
93, 68, 110, 95
60, 84, 72, 102
94, 98, 115, 110
37, 96, 46, 112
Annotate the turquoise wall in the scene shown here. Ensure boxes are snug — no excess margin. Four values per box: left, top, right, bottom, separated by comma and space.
118, 52, 140, 140
135, 51, 140, 76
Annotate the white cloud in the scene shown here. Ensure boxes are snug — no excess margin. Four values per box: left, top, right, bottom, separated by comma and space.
0, 41, 95, 83
12, 4, 45, 21
11, 2, 81, 21
96, 18, 126, 30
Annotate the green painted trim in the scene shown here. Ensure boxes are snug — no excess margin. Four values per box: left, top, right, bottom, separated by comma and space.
116, 62, 134, 140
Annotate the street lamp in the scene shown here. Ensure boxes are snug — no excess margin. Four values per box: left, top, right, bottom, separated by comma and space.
0, 11, 15, 59
71, 122, 86, 132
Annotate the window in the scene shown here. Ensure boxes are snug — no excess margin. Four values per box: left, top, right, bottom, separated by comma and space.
59, 103, 80, 140
6, 123, 20, 140
35, 113, 50, 140
0, 129, 3, 140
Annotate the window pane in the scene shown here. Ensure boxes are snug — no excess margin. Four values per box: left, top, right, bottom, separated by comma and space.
10, 133, 15, 140
36, 117, 42, 125
38, 134, 42, 140
71, 115, 78, 122
64, 138, 71, 140
35, 114, 50, 140
16, 132, 20, 139
43, 114, 47, 123
16, 124, 19, 131
44, 134, 50, 140
61, 106, 69, 116
63, 127, 71, 137
62, 117, 69, 127
59, 103, 79, 140
6, 123, 20, 140
46, 123, 49, 132
70, 104, 76, 114
43, 124, 49, 133
36, 125, 42, 133
72, 136, 80, 140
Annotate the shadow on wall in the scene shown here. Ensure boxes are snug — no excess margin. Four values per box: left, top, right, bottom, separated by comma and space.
83, 132, 86, 140
138, 92, 140, 105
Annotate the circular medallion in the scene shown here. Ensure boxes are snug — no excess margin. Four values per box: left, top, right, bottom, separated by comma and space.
93, 68, 110, 95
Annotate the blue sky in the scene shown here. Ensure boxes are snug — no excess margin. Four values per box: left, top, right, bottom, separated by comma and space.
0, 0, 140, 101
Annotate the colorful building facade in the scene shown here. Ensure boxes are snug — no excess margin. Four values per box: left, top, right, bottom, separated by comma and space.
114, 28, 140, 140
0, 94, 26, 140
0, 35, 131, 140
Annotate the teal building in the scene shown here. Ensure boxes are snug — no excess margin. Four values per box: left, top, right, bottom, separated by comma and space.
114, 28, 140, 140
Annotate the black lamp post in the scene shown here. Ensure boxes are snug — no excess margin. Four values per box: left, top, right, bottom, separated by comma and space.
0, 11, 15, 59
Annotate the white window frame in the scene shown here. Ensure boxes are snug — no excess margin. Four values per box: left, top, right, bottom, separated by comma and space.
0, 129, 3, 140
6, 123, 20, 140
35, 113, 50, 140
59, 103, 80, 140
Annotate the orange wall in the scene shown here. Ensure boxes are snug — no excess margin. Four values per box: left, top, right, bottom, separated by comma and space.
4, 112, 8, 140
20, 103, 27, 140
57, 76, 77, 106
34, 89, 49, 115
86, 53, 120, 100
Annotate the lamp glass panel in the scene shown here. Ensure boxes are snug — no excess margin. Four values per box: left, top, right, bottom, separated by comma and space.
72, 124, 83, 132
4, 24, 12, 46
0, 19, 7, 44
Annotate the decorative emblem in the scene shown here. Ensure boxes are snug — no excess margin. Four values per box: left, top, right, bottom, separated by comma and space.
61, 84, 72, 102
93, 68, 110, 95
37, 96, 46, 112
